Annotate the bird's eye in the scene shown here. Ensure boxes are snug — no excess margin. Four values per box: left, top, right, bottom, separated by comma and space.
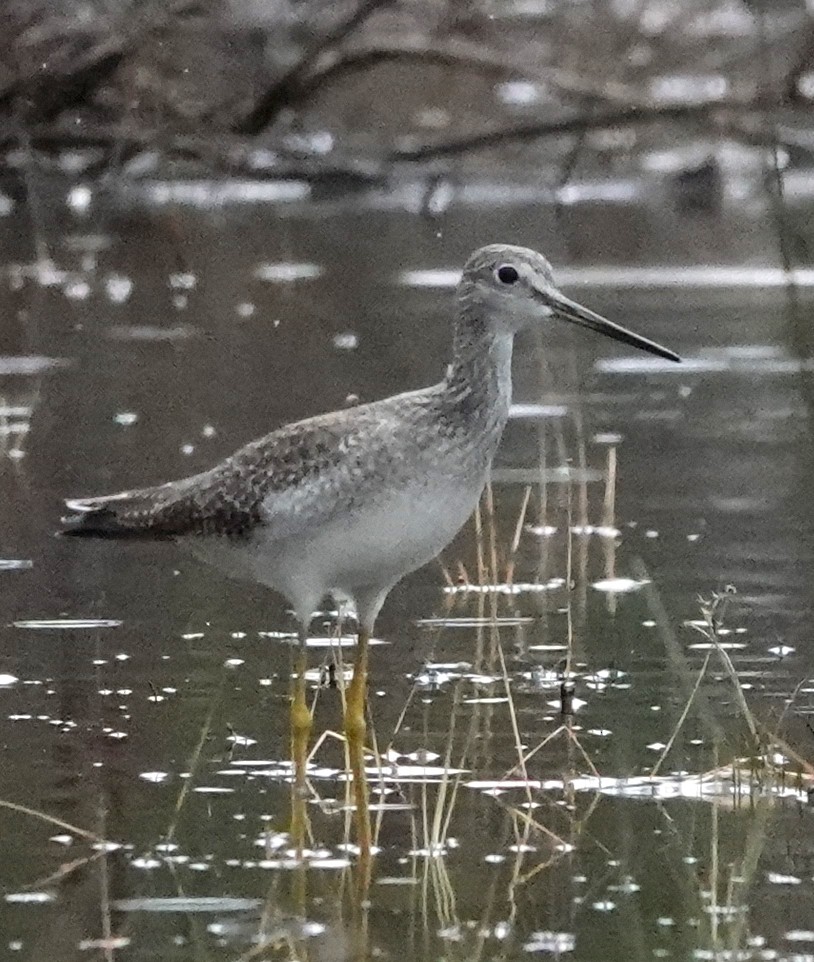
496, 265, 519, 285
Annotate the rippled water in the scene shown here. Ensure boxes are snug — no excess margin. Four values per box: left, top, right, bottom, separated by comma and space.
2, 174, 814, 961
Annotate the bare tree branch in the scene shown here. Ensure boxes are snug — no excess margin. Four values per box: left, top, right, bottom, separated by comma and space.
0, 37, 125, 120
0, 0, 200, 123
235, 0, 398, 136
0, 119, 387, 182
289, 34, 641, 109
297, 36, 525, 93
387, 99, 756, 162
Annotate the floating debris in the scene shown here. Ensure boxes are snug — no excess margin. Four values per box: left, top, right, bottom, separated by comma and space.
131, 857, 162, 869
226, 733, 257, 747
106, 324, 198, 342
571, 525, 621, 538
67, 185, 92, 213
523, 931, 576, 953
416, 615, 534, 627
78, 938, 131, 951
358, 764, 468, 782
13, 619, 122, 630
591, 577, 650, 593
113, 412, 138, 426
491, 466, 604, 484
63, 278, 91, 300
405, 749, 441, 763
442, 580, 564, 595
169, 272, 197, 291
496, 80, 543, 105
5, 892, 54, 903
688, 642, 747, 651
333, 331, 359, 350
104, 274, 134, 303
258, 856, 351, 870
399, 268, 459, 288
526, 524, 558, 537
467, 779, 543, 791
509, 403, 568, 418
0, 356, 71, 375
254, 262, 323, 283
492, 764, 813, 804
282, 129, 334, 154
142, 180, 311, 207
547, 695, 587, 712
277, 635, 385, 648
113, 896, 262, 913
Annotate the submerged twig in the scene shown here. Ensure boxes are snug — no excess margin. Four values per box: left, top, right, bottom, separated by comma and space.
0, 799, 115, 845
165, 670, 226, 842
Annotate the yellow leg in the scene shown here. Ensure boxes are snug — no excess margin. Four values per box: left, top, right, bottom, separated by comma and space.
290, 642, 311, 853
345, 628, 372, 858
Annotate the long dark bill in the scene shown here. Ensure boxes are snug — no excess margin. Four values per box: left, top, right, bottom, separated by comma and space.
549, 291, 681, 363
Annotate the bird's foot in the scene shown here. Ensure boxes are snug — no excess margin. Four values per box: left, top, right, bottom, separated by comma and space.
345, 712, 372, 856
290, 686, 312, 792
319, 660, 338, 689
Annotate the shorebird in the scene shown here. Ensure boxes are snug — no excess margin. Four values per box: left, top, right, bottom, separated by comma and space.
63, 244, 679, 843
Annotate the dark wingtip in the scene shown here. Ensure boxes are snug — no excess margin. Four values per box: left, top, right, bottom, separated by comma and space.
58, 496, 176, 541
59, 498, 123, 538
59, 516, 100, 537
59, 525, 131, 540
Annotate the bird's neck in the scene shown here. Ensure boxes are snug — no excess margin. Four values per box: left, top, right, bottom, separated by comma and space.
444, 306, 513, 428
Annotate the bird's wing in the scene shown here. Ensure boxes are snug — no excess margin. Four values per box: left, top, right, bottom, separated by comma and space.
62, 393, 427, 541
63, 467, 261, 539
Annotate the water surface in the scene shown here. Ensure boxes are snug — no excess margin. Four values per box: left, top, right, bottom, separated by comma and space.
1, 179, 814, 961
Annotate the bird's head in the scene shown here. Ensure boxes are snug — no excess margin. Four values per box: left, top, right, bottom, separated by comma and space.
458, 244, 680, 362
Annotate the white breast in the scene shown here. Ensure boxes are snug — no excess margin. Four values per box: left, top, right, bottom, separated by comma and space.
182, 474, 486, 613
314, 476, 484, 595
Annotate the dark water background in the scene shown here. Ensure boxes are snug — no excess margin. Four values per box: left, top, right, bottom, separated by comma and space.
2, 165, 814, 961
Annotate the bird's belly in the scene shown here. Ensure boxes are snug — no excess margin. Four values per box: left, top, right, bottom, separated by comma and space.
180, 475, 485, 608
313, 479, 483, 593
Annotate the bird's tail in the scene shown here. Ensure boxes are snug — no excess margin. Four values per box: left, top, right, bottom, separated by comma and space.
61, 489, 174, 539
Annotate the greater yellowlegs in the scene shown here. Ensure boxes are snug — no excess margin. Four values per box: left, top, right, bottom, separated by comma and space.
63, 244, 679, 844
